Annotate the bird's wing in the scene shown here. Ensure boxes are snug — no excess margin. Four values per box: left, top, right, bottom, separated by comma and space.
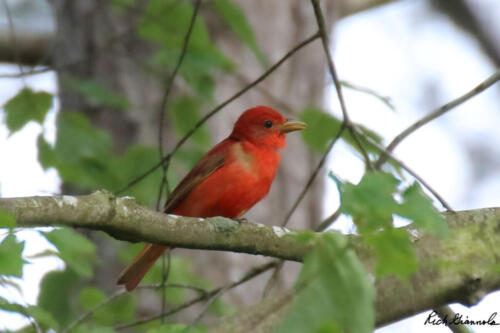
164, 145, 228, 214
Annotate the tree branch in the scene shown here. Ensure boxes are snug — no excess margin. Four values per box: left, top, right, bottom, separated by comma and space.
0, 191, 311, 261
2, 192, 500, 329
210, 208, 500, 331
0, 27, 53, 66
375, 68, 500, 168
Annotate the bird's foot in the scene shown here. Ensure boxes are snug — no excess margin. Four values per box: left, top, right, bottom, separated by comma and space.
234, 217, 248, 224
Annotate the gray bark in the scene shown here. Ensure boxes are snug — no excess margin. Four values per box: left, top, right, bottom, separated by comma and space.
2, 193, 500, 331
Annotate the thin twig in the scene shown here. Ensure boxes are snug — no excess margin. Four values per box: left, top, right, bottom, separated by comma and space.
348, 126, 374, 170
0, 67, 52, 78
62, 282, 207, 333
156, 0, 202, 210
316, 207, 341, 232
115, 31, 321, 194
281, 123, 346, 227
261, 260, 284, 298
115, 260, 279, 330
191, 287, 228, 326
281, 0, 379, 227
375, 68, 500, 168
160, 248, 172, 324
233, 72, 295, 114
340, 80, 395, 110
1, 0, 27, 84
139, 282, 208, 294
62, 289, 124, 333
310, 0, 348, 121
352, 127, 454, 211
310, 0, 373, 170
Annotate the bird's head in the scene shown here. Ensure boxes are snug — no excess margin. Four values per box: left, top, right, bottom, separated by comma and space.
230, 106, 306, 149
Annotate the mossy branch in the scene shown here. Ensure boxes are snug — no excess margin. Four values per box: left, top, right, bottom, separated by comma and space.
0, 190, 311, 261
2, 191, 500, 330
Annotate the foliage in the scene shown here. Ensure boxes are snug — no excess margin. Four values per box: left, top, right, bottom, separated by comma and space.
276, 233, 374, 333
334, 171, 448, 281
168, 96, 211, 148
0, 234, 25, 277
139, 0, 233, 99
3, 88, 52, 134
0, 209, 16, 228
213, 0, 267, 67
0, 0, 453, 332
300, 107, 401, 171
0, 296, 59, 331
65, 77, 131, 110
42, 229, 97, 278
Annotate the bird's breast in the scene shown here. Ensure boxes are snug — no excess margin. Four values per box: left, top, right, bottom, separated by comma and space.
173, 141, 281, 218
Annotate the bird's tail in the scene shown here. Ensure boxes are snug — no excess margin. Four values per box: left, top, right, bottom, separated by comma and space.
117, 244, 167, 291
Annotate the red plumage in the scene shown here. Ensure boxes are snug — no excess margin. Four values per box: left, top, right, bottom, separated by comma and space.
117, 106, 306, 291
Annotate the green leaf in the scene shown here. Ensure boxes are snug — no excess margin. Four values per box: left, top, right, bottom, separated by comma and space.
168, 96, 211, 147
25, 305, 60, 330
38, 112, 171, 206
340, 172, 400, 233
25, 249, 59, 260
295, 231, 318, 244
0, 234, 25, 277
93, 293, 136, 325
37, 134, 56, 170
4, 88, 52, 134
398, 183, 449, 237
65, 77, 131, 109
119, 247, 210, 305
139, 0, 233, 99
0, 295, 25, 313
153, 257, 210, 305
38, 269, 80, 326
364, 228, 418, 280
0, 276, 23, 293
299, 107, 342, 153
79, 287, 106, 311
315, 322, 341, 333
346, 125, 402, 174
213, 0, 267, 67
138, 0, 232, 69
43, 228, 96, 277
299, 108, 401, 172
0, 297, 59, 330
53, 112, 111, 165
108, 145, 165, 205
0, 209, 16, 228
276, 233, 374, 333
38, 112, 113, 191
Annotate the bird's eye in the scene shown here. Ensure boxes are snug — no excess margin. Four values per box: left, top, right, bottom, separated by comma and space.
264, 120, 273, 128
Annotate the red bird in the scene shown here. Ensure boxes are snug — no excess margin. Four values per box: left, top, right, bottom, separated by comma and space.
117, 106, 306, 291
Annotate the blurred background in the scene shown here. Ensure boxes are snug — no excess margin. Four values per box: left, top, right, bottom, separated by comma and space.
1, 0, 500, 332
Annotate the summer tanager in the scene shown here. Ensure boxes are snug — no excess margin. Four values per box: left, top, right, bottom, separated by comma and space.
117, 106, 306, 291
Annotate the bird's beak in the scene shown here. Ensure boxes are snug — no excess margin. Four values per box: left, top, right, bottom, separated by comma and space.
280, 120, 307, 133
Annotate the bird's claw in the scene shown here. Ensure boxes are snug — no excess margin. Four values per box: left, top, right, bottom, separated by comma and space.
234, 217, 248, 224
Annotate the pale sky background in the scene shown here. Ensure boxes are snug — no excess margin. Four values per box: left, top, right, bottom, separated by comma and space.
1, 0, 500, 331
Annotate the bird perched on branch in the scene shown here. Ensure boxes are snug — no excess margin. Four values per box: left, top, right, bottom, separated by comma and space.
117, 106, 306, 291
